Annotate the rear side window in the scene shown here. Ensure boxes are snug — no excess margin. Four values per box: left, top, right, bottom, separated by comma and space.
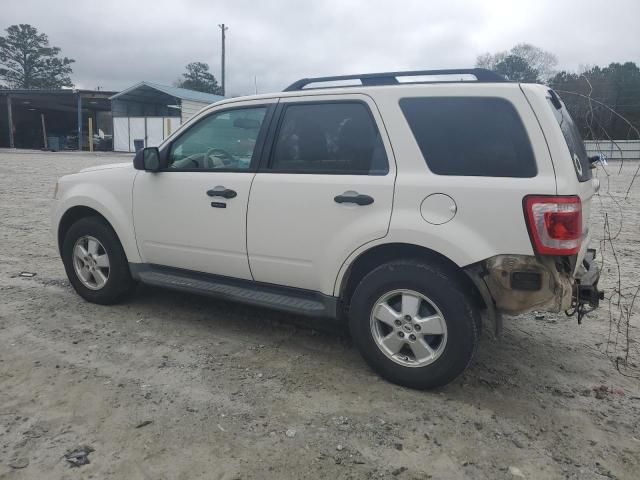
547, 90, 591, 182
399, 97, 536, 177
270, 102, 388, 175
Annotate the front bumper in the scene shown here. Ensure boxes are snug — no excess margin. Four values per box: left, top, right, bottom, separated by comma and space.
50, 198, 61, 252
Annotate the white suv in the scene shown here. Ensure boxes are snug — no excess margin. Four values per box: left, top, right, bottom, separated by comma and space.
52, 69, 602, 389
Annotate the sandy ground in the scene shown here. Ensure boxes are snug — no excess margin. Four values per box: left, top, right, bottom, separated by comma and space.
0, 150, 639, 480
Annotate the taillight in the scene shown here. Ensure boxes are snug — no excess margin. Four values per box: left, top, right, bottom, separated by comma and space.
523, 195, 582, 255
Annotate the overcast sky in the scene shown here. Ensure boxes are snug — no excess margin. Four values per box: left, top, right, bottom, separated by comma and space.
3, 0, 639, 95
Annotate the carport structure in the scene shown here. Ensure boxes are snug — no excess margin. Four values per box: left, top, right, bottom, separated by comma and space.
110, 82, 224, 152
0, 89, 114, 150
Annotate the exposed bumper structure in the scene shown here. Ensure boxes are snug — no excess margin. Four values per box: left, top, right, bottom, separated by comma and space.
481, 255, 574, 315
573, 248, 603, 310
465, 251, 603, 335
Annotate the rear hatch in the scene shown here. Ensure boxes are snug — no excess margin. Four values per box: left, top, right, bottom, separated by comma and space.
546, 90, 598, 271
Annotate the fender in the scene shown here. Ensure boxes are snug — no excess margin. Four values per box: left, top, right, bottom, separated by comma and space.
53, 168, 141, 264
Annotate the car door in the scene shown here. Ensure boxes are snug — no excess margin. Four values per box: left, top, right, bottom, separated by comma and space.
247, 94, 396, 295
133, 101, 275, 279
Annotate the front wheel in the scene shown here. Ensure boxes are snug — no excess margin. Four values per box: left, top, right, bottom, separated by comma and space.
62, 216, 136, 304
349, 260, 479, 389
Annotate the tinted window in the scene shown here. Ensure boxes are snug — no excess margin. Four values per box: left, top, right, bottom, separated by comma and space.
547, 91, 591, 182
270, 102, 388, 174
399, 97, 536, 177
168, 107, 266, 170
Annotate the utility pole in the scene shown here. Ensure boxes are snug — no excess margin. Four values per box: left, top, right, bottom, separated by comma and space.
218, 23, 228, 96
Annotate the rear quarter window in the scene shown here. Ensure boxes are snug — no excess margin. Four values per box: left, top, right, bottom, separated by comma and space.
399, 97, 537, 177
547, 90, 591, 182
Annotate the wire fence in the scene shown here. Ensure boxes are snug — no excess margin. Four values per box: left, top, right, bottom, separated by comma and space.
567, 77, 640, 380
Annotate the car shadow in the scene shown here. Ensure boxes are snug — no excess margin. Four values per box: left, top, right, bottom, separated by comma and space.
127, 283, 598, 402
132, 282, 349, 336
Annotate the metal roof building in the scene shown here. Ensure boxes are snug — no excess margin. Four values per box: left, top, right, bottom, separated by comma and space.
0, 89, 115, 150
109, 81, 224, 152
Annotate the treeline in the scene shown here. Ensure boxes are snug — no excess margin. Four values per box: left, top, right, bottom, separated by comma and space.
478, 44, 640, 140
550, 63, 640, 140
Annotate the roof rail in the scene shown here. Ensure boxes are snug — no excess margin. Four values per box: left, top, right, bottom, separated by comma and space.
283, 68, 506, 91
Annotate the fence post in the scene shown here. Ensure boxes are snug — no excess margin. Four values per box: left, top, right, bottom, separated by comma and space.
41, 113, 48, 150
88, 117, 93, 152
7, 94, 14, 148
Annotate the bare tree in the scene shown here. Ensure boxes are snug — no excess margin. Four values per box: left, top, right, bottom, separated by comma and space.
476, 43, 558, 82
510, 43, 558, 80
475, 52, 496, 70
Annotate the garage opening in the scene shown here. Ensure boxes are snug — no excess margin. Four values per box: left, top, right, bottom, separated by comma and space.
0, 89, 114, 151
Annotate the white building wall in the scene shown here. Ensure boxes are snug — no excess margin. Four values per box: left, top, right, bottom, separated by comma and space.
145, 117, 164, 148
113, 118, 129, 152
181, 100, 209, 123
128, 117, 146, 152
112, 116, 182, 152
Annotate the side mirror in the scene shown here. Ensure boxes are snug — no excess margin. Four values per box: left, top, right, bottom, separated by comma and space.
134, 147, 161, 171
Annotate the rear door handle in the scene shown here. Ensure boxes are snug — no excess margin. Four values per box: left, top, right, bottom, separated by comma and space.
334, 191, 374, 206
207, 186, 237, 199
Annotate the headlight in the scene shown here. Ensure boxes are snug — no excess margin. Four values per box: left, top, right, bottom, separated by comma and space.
53, 180, 59, 199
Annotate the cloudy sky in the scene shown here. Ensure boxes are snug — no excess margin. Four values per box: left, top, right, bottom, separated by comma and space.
3, 0, 639, 95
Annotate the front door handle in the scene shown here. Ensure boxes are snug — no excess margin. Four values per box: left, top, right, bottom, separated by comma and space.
207, 186, 237, 199
334, 191, 374, 206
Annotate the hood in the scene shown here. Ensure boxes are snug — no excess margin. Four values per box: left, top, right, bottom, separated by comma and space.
78, 162, 132, 174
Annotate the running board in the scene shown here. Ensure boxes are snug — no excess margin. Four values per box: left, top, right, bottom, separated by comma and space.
129, 264, 338, 318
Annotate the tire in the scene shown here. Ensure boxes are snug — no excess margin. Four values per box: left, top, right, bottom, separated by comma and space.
62, 216, 136, 305
349, 259, 479, 389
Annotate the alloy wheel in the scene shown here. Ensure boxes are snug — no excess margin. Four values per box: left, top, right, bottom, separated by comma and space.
72, 235, 110, 290
370, 289, 448, 367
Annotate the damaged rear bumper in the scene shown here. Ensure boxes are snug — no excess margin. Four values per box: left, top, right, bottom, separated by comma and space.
477, 255, 574, 315
574, 249, 603, 309
465, 250, 603, 335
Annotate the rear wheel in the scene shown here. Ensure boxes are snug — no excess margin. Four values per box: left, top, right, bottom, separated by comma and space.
62, 216, 136, 304
349, 260, 479, 389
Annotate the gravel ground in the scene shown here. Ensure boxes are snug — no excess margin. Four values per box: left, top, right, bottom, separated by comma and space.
0, 150, 639, 480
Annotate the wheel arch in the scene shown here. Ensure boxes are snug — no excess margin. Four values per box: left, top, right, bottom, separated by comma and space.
337, 242, 487, 311
58, 206, 124, 258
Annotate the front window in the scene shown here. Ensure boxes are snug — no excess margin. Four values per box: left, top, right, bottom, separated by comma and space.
168, 107, 267, 170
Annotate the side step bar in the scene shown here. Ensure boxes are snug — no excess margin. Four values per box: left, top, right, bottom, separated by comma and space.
130, 264, 338, 319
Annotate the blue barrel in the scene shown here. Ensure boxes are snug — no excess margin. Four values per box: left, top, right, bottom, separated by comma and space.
134, 139, 145, 152
47, 136, 60, 151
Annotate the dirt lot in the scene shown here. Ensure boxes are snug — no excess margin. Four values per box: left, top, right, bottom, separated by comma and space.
1, 150, 639, 479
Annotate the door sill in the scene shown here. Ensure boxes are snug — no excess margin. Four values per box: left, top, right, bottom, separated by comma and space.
129, 263, 338, 319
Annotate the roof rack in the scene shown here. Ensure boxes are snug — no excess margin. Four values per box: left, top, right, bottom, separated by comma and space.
283, 68, 506, 91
